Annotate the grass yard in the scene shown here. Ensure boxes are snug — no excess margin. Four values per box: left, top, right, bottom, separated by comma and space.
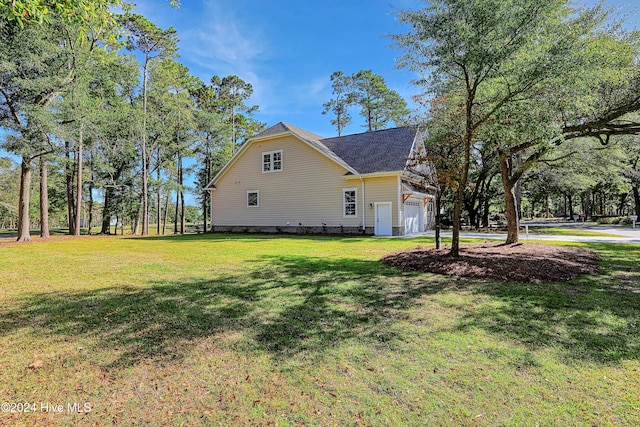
0, 234, 638, 426
524, 226, 623, 237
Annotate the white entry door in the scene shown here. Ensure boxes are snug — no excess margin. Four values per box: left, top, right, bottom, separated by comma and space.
375, 202, 393, 236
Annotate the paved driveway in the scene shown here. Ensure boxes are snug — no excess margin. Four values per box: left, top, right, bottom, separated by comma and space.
412, 222, 640, 244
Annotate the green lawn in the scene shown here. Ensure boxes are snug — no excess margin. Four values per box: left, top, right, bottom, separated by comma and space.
0, 234, 638, 426
525, 226, 623, 237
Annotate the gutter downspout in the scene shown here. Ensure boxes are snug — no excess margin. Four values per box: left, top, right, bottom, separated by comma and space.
359, 176, 366, 232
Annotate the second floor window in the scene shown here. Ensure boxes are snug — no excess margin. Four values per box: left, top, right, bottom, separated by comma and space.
263, 150, 283, 173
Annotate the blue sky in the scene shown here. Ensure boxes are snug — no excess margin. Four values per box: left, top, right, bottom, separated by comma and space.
131, 0, 425, 137
132, 0, 640, 138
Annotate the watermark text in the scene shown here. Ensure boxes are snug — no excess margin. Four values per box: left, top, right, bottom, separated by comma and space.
1, 401, 92, 413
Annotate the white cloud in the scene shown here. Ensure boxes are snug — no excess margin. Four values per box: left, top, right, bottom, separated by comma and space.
170, 1, 285, 116
126, 1, 331, 126
303, 76, 330, 99
179, 1, 265, 81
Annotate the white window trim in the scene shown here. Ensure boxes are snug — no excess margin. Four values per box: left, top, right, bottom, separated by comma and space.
247, 190, 259, 208
262, 149, 283, 173
343, 188, 358, 218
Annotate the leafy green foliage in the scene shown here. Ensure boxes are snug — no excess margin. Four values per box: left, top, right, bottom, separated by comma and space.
395, 0, 640, 247
208, 74, 263, 148
0, 0, 179, 29
0, 157, 19, 227
323, 69, 409, 133
322, 71, 352, 136
1, 0, 121, 28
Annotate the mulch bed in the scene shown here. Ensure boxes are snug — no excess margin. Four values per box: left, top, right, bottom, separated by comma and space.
381, 242, 600, 283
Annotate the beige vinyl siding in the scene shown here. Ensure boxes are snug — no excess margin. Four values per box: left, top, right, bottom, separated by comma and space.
356, 175, 401, 227
211, 135, 363, 228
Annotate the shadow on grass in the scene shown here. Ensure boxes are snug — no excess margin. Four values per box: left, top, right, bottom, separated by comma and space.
0, 242, 638, 366
0, 276, 259, 367
249, 255, 442, 356
454, 243, 640, 363
456, 279, 640, 363
0, 256, 440, 367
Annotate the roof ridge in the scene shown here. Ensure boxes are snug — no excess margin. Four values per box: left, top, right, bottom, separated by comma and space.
280, 121, 325, 142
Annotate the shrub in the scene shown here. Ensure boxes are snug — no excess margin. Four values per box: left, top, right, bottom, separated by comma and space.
596, 216, 632, 225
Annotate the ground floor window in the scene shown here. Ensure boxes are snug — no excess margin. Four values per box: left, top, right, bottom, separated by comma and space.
343, 188, 357, 217
247, 190, 259, 207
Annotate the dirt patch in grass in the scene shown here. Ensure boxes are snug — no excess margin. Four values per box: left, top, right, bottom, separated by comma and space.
381, 242, 600, 283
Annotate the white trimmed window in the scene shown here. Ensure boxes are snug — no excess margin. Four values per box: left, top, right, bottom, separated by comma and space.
262, 150, 283, 173
247, 190, 259, 207
343, 188, 357, 217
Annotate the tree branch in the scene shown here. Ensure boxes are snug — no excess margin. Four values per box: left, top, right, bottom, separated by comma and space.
27, 149, 54, 163
563, 121, 640, 141
507, 143, 552, 187
0, 86, 23, 127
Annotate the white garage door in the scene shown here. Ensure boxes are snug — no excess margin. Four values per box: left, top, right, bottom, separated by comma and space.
404, 199, 422, 234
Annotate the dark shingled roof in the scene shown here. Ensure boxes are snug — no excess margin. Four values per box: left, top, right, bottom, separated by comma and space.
320, 127, 418, 174
251, 122, 418, 175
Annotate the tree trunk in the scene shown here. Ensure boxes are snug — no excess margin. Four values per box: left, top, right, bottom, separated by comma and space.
546, 195, 550, 218
633, 185, 640, 216
435, 190, 442, 250
132, 205, 141, 235
499, 152, 518, 244
451, 186, 463, 256
482, 195, 490, 227
162, 188, 170, 235
617, 193, 627, 216
451, 88, 476, 257
180, 190, 185, 234
174, 152, 180, 234
17, 158, 32, 242
202, 192, 208, 234
39, 156, 50, 239
74, 132, 83, 236
173, 187, 179, 234
514, 153, 522, 220
141, 57, 149, 236
179, 152, 185, 234
468, 208, 478, 229
86, 148, 94, 235
65, 140, 76, 235
87, 179, 94, 235
141, 146, 149, 236
101, 187, 113, 234
203, 155, 210, 234
568, 194, 574, 219
157, 158, 161, 236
